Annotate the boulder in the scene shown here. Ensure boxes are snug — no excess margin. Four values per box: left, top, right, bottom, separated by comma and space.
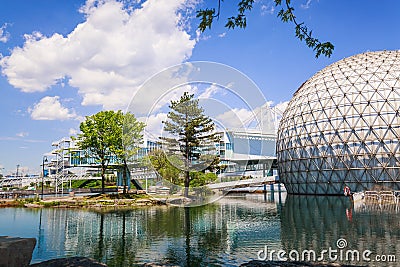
30, 257, 107, 267
0, 236, 36, 267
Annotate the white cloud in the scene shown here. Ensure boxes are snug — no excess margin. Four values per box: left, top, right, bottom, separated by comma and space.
301, 0, 313, 9
16, 132, 29, 138
197, 83, 222, 99
216, 108, 255, 129
69, 128, 78, 136
0, 23, 10, 43
274, 101, 289, 115
29, 96, 77, 120
218, 32, 226, 38
0, 0, 198, 109
140, 112, 168, 140
154, 84, 198, 113
215, 100, 289, 133
0, 136, 45, 142
261, 3, 275, 15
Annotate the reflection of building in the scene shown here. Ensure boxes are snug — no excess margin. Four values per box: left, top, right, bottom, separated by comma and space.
280, 195, 399, 265
32, 197, 283, 266
277, 51, 400, 195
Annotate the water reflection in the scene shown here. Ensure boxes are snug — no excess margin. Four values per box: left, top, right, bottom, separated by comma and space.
281, 195, 400, 265
0, 194, 282, 266
0, 192, 399, 267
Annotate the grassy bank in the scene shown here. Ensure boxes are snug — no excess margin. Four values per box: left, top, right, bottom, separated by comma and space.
0, 193, 166, 209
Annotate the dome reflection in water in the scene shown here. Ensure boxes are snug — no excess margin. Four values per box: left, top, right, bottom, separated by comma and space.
0, 193, 398, 266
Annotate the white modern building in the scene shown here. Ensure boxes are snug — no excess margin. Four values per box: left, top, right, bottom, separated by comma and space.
217, 130, 277, 179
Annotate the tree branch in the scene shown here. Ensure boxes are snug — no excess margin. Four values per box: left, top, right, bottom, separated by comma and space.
278, 0, 334, 58
197, 0, 334, 58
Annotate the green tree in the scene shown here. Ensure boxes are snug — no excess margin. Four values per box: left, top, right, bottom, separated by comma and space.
147, 149, 182, 186
78, 111, 145, 194
77, 110, 124, 194
162, 92, 220, 197
117, 112, 146, 193
197, 0, 334, 58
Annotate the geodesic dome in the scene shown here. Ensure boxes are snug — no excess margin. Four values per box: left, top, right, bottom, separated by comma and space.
277, 50, 400, 195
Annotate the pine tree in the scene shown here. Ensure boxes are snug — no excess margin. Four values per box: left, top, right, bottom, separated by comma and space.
162, 92, 219, 197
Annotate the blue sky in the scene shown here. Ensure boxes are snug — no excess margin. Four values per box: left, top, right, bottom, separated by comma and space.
0, 0, 399, 175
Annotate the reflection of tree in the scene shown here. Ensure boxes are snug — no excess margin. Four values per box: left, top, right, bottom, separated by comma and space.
162, 205, 228, 267
94, 213, 104, 261
105, 211, 141, 267
112, 212, 126, 266
31, 199, 281, 267
184, 207, 191, 267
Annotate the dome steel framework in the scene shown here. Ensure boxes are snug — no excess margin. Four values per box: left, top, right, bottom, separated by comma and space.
277, 50, 400, 195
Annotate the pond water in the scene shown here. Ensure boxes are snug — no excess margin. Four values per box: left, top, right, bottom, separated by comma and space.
1, 193, 399, 266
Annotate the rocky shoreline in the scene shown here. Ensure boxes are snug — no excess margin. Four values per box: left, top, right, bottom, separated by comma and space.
30, 257, 107, 267
0, 193, 167, 209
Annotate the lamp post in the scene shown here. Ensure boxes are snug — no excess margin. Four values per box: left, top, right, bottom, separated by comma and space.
41, 156, 48, 200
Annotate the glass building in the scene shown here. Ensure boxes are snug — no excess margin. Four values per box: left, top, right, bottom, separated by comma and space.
277, 50, 400, 195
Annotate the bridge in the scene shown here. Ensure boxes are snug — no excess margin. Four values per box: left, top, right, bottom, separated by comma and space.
207, 175, 280, 190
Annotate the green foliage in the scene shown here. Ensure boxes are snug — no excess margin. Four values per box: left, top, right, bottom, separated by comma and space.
42, 201, 60, 207
120, 112, 146, 162
69, 179, 102, 188
78, 110, 123, 164
189, 172, 217, 197
225, 0, 254, 29
197, 0, 334, 58
119, 112, 146, 192
24, 197, 40, 203
77, 110, 145, 193
277, 0, 334, 58
78, 110, 123, 193
189, 172, 217, 187
13, 200, 26, 207
147, 149, 183, 186
162, 92, 219, 170
161, 92, 220, 196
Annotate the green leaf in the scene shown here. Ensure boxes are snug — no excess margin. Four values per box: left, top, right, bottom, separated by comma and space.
197, 0, 334, 58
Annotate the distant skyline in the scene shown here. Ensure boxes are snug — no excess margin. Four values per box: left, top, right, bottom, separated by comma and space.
0, 0, 399, 174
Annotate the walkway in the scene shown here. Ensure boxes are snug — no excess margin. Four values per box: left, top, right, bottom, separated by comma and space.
207, 175, 279, 190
